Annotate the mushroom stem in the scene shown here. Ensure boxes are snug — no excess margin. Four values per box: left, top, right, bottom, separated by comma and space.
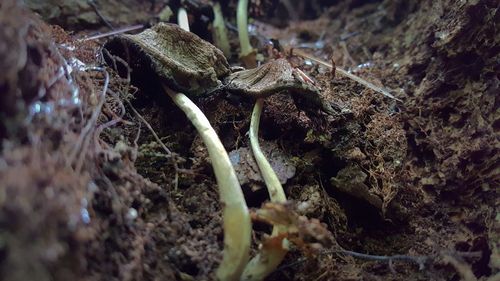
242, 98, 288, 281
163, 85, 251, 281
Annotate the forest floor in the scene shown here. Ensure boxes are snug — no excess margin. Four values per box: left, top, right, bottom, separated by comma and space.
0, 0, 498, 280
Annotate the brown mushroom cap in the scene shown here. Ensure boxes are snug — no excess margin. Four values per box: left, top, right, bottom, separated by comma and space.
104, 23, 230, 96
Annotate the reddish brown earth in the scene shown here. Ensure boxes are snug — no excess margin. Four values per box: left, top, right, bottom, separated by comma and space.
0, 0, 498, 280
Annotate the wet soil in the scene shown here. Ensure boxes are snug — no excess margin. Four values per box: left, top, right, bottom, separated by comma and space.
0, 0, 498, 280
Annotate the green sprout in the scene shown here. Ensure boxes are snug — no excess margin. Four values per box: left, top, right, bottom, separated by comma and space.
177, 7, 190, 31
237, 0, 256, 67
163, 86, 251, 281
173, 14, 251, 281
212, 2, 231, 57
241, 98, 288, 281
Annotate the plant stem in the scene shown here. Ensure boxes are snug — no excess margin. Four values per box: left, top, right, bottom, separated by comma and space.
163, 85, 251, 281
249, 99, 286, 203
242, 98, 288, 281
237, 0, 253, 57
177, 7, 189, 32
212, 2, 231, 57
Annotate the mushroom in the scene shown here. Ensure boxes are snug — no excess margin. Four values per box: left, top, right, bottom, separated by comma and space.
224, 59, 335, 280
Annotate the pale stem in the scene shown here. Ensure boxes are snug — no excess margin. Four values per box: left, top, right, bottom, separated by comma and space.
163, 85, 251, 281
237, 0, 253, 57
242, 98, 288, 281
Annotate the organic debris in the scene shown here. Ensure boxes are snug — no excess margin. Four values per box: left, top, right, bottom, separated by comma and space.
1, 0, 498, 281
252, 202, 335, 254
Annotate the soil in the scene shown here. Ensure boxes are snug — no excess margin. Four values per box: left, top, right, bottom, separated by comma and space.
0, 0, 498, 281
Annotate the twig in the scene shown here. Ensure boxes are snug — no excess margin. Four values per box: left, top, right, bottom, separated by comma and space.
123, 97, 180, 190
277, 249, 429, 273
87, 0, 114, 29
291, 48, 402, 102
124, 99, 172, 156
80, 24, 144, 42
132, 120, 141, 161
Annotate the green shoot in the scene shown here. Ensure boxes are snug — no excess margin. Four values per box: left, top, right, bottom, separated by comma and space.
241, 98, 288, 281
163, 85, 251, 281
237, 0, 256, 67
212, 2, 231, 57
172, 13, 250, 280
177, 7, 190, 31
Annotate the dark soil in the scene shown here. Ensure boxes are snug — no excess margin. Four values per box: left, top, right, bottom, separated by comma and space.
0, 0, 498, 280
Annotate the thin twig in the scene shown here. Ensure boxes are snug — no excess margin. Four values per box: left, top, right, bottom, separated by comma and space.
123, 97, 180, 190
291, 48, 402, 102
80, 24, 144, 42
279, 247, 482, 275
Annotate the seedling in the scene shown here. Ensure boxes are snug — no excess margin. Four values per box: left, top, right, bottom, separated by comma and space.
212, 2, 231, 57
104, 23, 251, 281
241, 98, 288, 281
174, 16, 251, 281
164, 85, 251, 281
237, 0, 256, 67
104, 23, 336, 281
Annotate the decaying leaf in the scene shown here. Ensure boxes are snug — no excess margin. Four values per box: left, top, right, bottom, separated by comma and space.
252, 202, 335, 254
